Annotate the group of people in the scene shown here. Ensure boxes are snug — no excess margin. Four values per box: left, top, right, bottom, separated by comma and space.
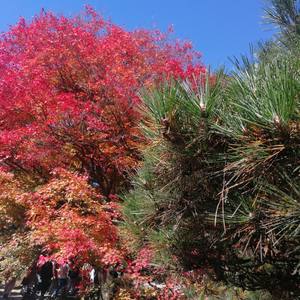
21, 259, 79, 299
1, 254, 120, 299
2, 256, 93, 299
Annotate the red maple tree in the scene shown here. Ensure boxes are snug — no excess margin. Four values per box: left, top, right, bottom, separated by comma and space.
0, 6, 205, 275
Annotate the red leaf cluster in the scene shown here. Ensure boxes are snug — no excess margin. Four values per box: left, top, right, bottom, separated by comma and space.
0, 7, 205, 194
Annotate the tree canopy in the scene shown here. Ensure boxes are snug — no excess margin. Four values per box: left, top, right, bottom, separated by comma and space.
0, 6, 204, 282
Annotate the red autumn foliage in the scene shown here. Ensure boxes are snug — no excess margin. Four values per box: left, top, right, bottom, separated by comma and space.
0, 6, 205, 275
0, 7, 205, 195
22, 169, 122, 266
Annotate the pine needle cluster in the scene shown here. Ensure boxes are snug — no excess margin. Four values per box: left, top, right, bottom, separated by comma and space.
122, 33, 300, 299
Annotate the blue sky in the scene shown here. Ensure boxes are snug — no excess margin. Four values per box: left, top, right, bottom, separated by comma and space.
0, 0, 275, 69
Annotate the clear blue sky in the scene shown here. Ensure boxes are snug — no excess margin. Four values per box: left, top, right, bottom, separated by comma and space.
0, 0, 275, 69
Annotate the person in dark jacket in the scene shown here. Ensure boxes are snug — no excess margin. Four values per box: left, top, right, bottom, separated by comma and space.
38, 260, 53, 299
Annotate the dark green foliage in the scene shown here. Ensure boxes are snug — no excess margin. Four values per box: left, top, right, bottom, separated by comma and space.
260, 0, 300, 65
264, 0, 300, 36
121, 2, 300, 298
122, 54, 300, 298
